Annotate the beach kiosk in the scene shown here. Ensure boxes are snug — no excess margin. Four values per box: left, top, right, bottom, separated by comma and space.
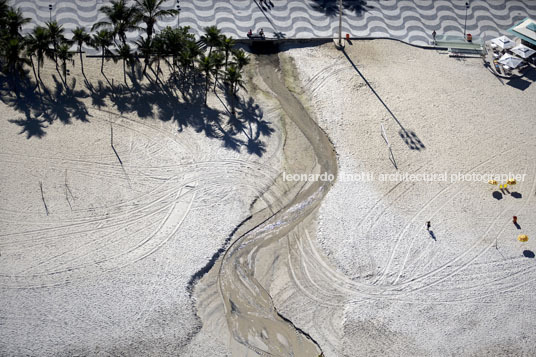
508, 18, 536, 53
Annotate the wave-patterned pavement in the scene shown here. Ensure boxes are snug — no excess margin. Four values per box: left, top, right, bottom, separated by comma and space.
19, 1, 536, 47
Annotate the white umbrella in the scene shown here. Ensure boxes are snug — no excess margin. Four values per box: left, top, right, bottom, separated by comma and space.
498, 53, 524, 69
491, 35, 516, 50
511, 44, 536, 59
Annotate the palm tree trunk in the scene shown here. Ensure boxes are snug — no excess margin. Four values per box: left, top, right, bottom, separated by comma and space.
147, 23, 153, 43
79, 47, 85, 77
62, 61, 67, 84
29, 56, 39, 90
37, 59, 43, 85
123, 59, 126, 85
55, 62, 63, 83
54, 42, 58, 70
230, 82, 236, 115
204, 76, 209, 106
143, 57, 149, 76
101, 48, 105, 74
213, 72, 219, 91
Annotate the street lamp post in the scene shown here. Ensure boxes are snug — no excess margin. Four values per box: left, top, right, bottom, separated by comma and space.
463, 2, 470, 39
48, 4, 52, 21
177, 0, 181, 28
338, 0, 343, 46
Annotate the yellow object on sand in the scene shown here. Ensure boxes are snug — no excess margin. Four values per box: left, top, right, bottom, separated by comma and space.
488, 180, 498, 185
507, 179, 517, 185
518, 234, 528, 242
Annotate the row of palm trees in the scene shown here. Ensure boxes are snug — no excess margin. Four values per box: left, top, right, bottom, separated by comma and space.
0, 0, 250, 113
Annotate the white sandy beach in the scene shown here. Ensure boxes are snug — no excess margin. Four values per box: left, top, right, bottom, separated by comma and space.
274, 40, 536, 356
1, 38, 536, 357
0, 57, 282, 356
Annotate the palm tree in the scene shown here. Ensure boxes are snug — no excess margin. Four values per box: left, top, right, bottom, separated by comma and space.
4, 37, 30, 85
24, 38, 39, 87
5, 7, 30, 38
135, 36, 153, 75
198, 54, 214, 106
224, 64, 244, 115
178, 39, 201, 79
57, 42, 73, 84
221, 35, 235, 70
151, 34, 166, 77
46, 21, 65, 70
232, 48, 250, 69
72, 26, 90, 77
200, 26, 222, 56
159, 26, 183, 74
0, 0, 9, 20
116, 43, 134, 85
92, 0, 141, 47
135, 0, 178, 43
25, 26, 51, 85
91, 30, 113, 75
211, 51, 224, 91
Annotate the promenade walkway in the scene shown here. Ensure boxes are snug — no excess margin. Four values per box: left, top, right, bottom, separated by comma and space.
19, 0, 536, 46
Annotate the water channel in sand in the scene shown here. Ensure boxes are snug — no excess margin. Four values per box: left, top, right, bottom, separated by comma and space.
192, 52, 338, 356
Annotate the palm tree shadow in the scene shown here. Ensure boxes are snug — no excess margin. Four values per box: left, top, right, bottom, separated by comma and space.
42, 76, 90, 124
1, 72, 90, 136
310, 0, 373, 16
0, 74, 40, 113
8, 114, 48, 139
90, 80, 109, 109
2, 65, 274, 156
233, 95, 275, 156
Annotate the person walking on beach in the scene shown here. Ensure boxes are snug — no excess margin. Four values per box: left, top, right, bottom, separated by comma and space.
426, 221, 431, 230
513, 216, 518, 224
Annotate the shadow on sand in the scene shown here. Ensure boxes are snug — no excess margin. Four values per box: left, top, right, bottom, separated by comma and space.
523, 250, 535, 258
506, 66, 536, 91
1, 61, 273, 156
342, 49, 426, 151
1, 72, 89, 139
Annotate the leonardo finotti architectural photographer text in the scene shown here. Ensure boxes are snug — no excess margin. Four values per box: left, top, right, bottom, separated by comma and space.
282, 172, 527, 183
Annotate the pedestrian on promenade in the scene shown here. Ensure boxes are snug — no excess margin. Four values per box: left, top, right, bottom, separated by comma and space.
432, 30, 436, 44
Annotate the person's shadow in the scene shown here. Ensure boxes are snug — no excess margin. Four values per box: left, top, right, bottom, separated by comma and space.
514, 222, 521, 230
428, 230, 436, 241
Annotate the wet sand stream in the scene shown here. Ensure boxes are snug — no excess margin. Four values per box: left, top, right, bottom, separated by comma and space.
194, 52, 338, 356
